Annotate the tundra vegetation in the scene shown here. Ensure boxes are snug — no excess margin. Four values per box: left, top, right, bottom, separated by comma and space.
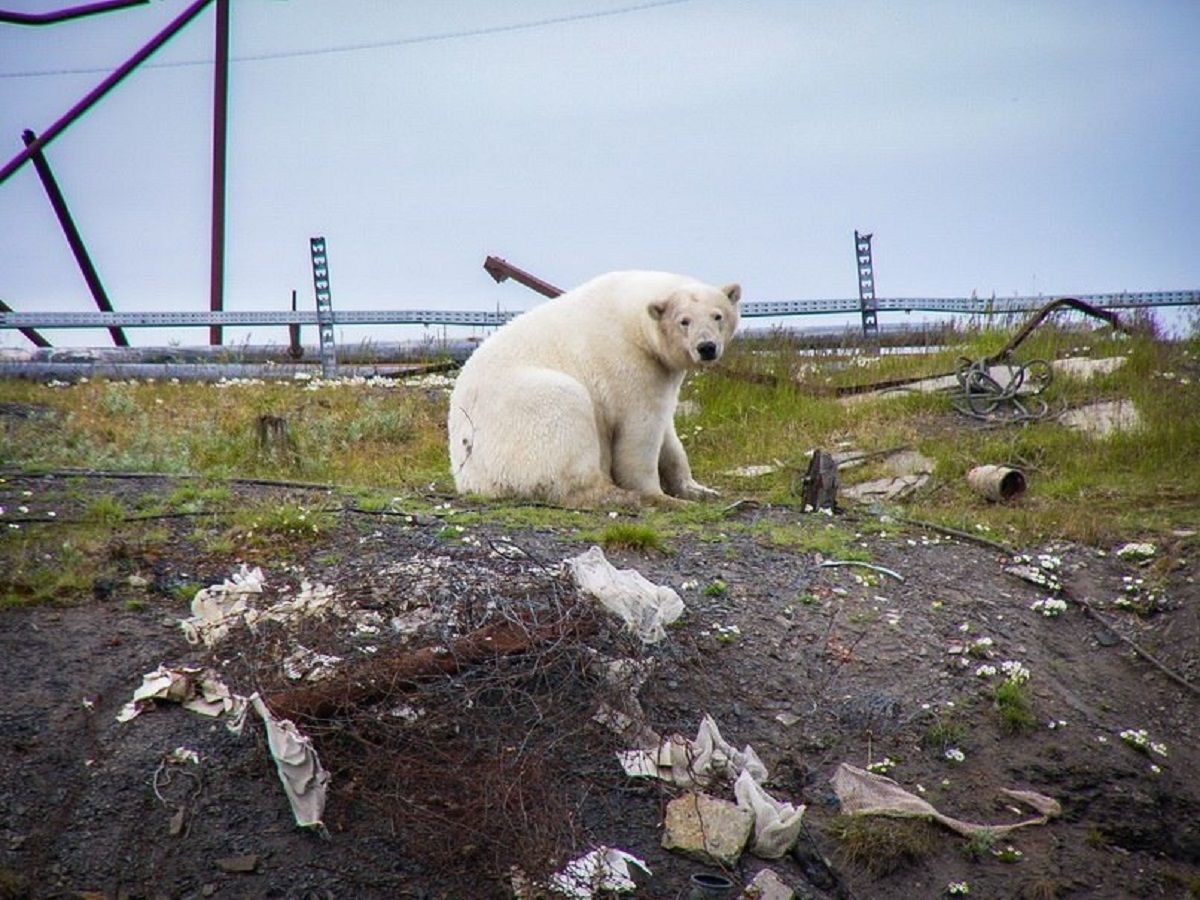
1, 320, 1196, 608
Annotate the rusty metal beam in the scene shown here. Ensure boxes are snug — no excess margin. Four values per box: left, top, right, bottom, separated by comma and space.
984, 296, 1125, 365
483, 255, 563, 299
21, 129, 127, 347
0, 0, 215, 186
0, 0, 146, 25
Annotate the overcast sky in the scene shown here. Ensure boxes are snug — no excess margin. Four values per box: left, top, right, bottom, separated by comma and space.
2, 0, 1197, 348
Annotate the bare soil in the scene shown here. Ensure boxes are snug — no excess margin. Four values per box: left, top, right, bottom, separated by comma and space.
1, 473, 1198, 899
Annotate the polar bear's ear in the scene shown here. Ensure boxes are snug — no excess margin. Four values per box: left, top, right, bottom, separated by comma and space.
647, 299, 671, 321
721, 283, 742, 304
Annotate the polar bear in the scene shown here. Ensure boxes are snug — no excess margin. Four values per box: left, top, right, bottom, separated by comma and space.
447, 270, 741, 507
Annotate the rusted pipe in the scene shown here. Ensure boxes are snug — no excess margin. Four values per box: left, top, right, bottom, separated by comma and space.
483, 255, 563, 298
985, 297, 1124, 365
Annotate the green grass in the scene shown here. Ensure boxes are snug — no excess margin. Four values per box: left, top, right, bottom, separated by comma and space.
228, 500, 334, 547
827, 814, 939, 877
592, 522, 668, 554
1, 322, 1196, 546
993, 679, 1037, 734
922, 709, 968, 753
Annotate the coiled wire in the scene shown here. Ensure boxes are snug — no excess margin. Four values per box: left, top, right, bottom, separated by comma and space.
950, 357, 1053, 422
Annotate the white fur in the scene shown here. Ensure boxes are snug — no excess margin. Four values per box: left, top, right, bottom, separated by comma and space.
447, 270, 741, 507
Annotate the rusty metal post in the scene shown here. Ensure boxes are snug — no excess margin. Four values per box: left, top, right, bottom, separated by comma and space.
288, 289, 303, 359
208, 0, 230, 346
0, 0, 216, 186
483, 255, 563, 298
0, 298, 51, 347
21, 129, 127, 347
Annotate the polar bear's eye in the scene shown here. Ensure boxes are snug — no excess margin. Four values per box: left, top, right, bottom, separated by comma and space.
714, 313, 723, 322
680, 317, 691, 327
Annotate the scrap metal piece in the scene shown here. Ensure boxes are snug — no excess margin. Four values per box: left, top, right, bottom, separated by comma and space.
483, 255, 563, 298
800, 449, 839, 511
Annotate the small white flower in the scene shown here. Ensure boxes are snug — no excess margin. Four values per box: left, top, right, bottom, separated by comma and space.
974, 664, 997, 678
947, 880, 970, 895
944, 747, 965, 763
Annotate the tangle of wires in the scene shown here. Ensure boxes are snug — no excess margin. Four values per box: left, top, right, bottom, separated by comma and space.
950, 356, 1054, 423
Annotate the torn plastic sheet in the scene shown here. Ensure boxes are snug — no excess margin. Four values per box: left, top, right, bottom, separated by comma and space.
548, 846, 651, 899
282, 644, 343, 682
116, 665, 244, 722
831, 763, 1060, 838
617, 714, 767, 788
734, 769, 805, 859
567, 546, 684, 643
250, 694, 330, 829
180, 567, 349, 648
180, 565, 265, 647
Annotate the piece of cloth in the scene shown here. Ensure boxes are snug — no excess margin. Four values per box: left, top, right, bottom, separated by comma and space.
831, 763, 1060, 837
567, 546, 684, 644
251, 694, 330, 829
734, 769, 806, 859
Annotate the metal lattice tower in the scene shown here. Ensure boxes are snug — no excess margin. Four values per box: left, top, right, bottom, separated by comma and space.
309, 237, 337, 377
854, 230, 878, 339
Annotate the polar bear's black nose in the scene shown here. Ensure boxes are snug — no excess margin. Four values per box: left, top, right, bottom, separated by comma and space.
697, 342, 718, 361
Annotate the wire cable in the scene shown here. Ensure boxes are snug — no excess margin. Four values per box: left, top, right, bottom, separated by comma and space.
0, 0, 697, 79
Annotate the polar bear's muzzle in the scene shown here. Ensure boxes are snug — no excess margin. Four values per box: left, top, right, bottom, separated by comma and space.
697, 341, 719, 362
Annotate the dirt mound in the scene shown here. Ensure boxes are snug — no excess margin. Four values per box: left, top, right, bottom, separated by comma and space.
1, 474, 1197, 898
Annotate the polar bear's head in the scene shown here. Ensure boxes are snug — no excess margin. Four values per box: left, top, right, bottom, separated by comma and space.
648, 281, 741, 369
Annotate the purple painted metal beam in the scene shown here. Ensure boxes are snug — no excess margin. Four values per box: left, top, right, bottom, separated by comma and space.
22, 129, 128, 347
0, 0, 146, 25
0, 0, 215, 186
0, 298, 51, 347
208, 0, 230, 346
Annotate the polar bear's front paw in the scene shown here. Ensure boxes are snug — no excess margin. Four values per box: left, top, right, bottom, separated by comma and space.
676, 480, 720, 501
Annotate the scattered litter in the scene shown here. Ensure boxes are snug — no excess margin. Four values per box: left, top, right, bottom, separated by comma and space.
742, 868, 795, 900
725, 463, 779, 478
282, 645, 343, 682
662, 791, 754, 867
734, 770, 805, 859
883, 450, 935, 477
841, 473, 929, 504
215, 854, 259, 874
966, 465, 1026, 502
180, 567, 351, 647
166, 747, 200, 766
799, 448, 839, 511
831, 763, 1059, 838
180, 565, 265, 647
547, 846, 650, 899
1052, 356, 1126, 381
1059, 399, 1142, 437
818, 560, 905, 582
115, 665, 244, 722
567, 546, 684, 644
617, 714, 767, 788
249, 694, 330, 829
